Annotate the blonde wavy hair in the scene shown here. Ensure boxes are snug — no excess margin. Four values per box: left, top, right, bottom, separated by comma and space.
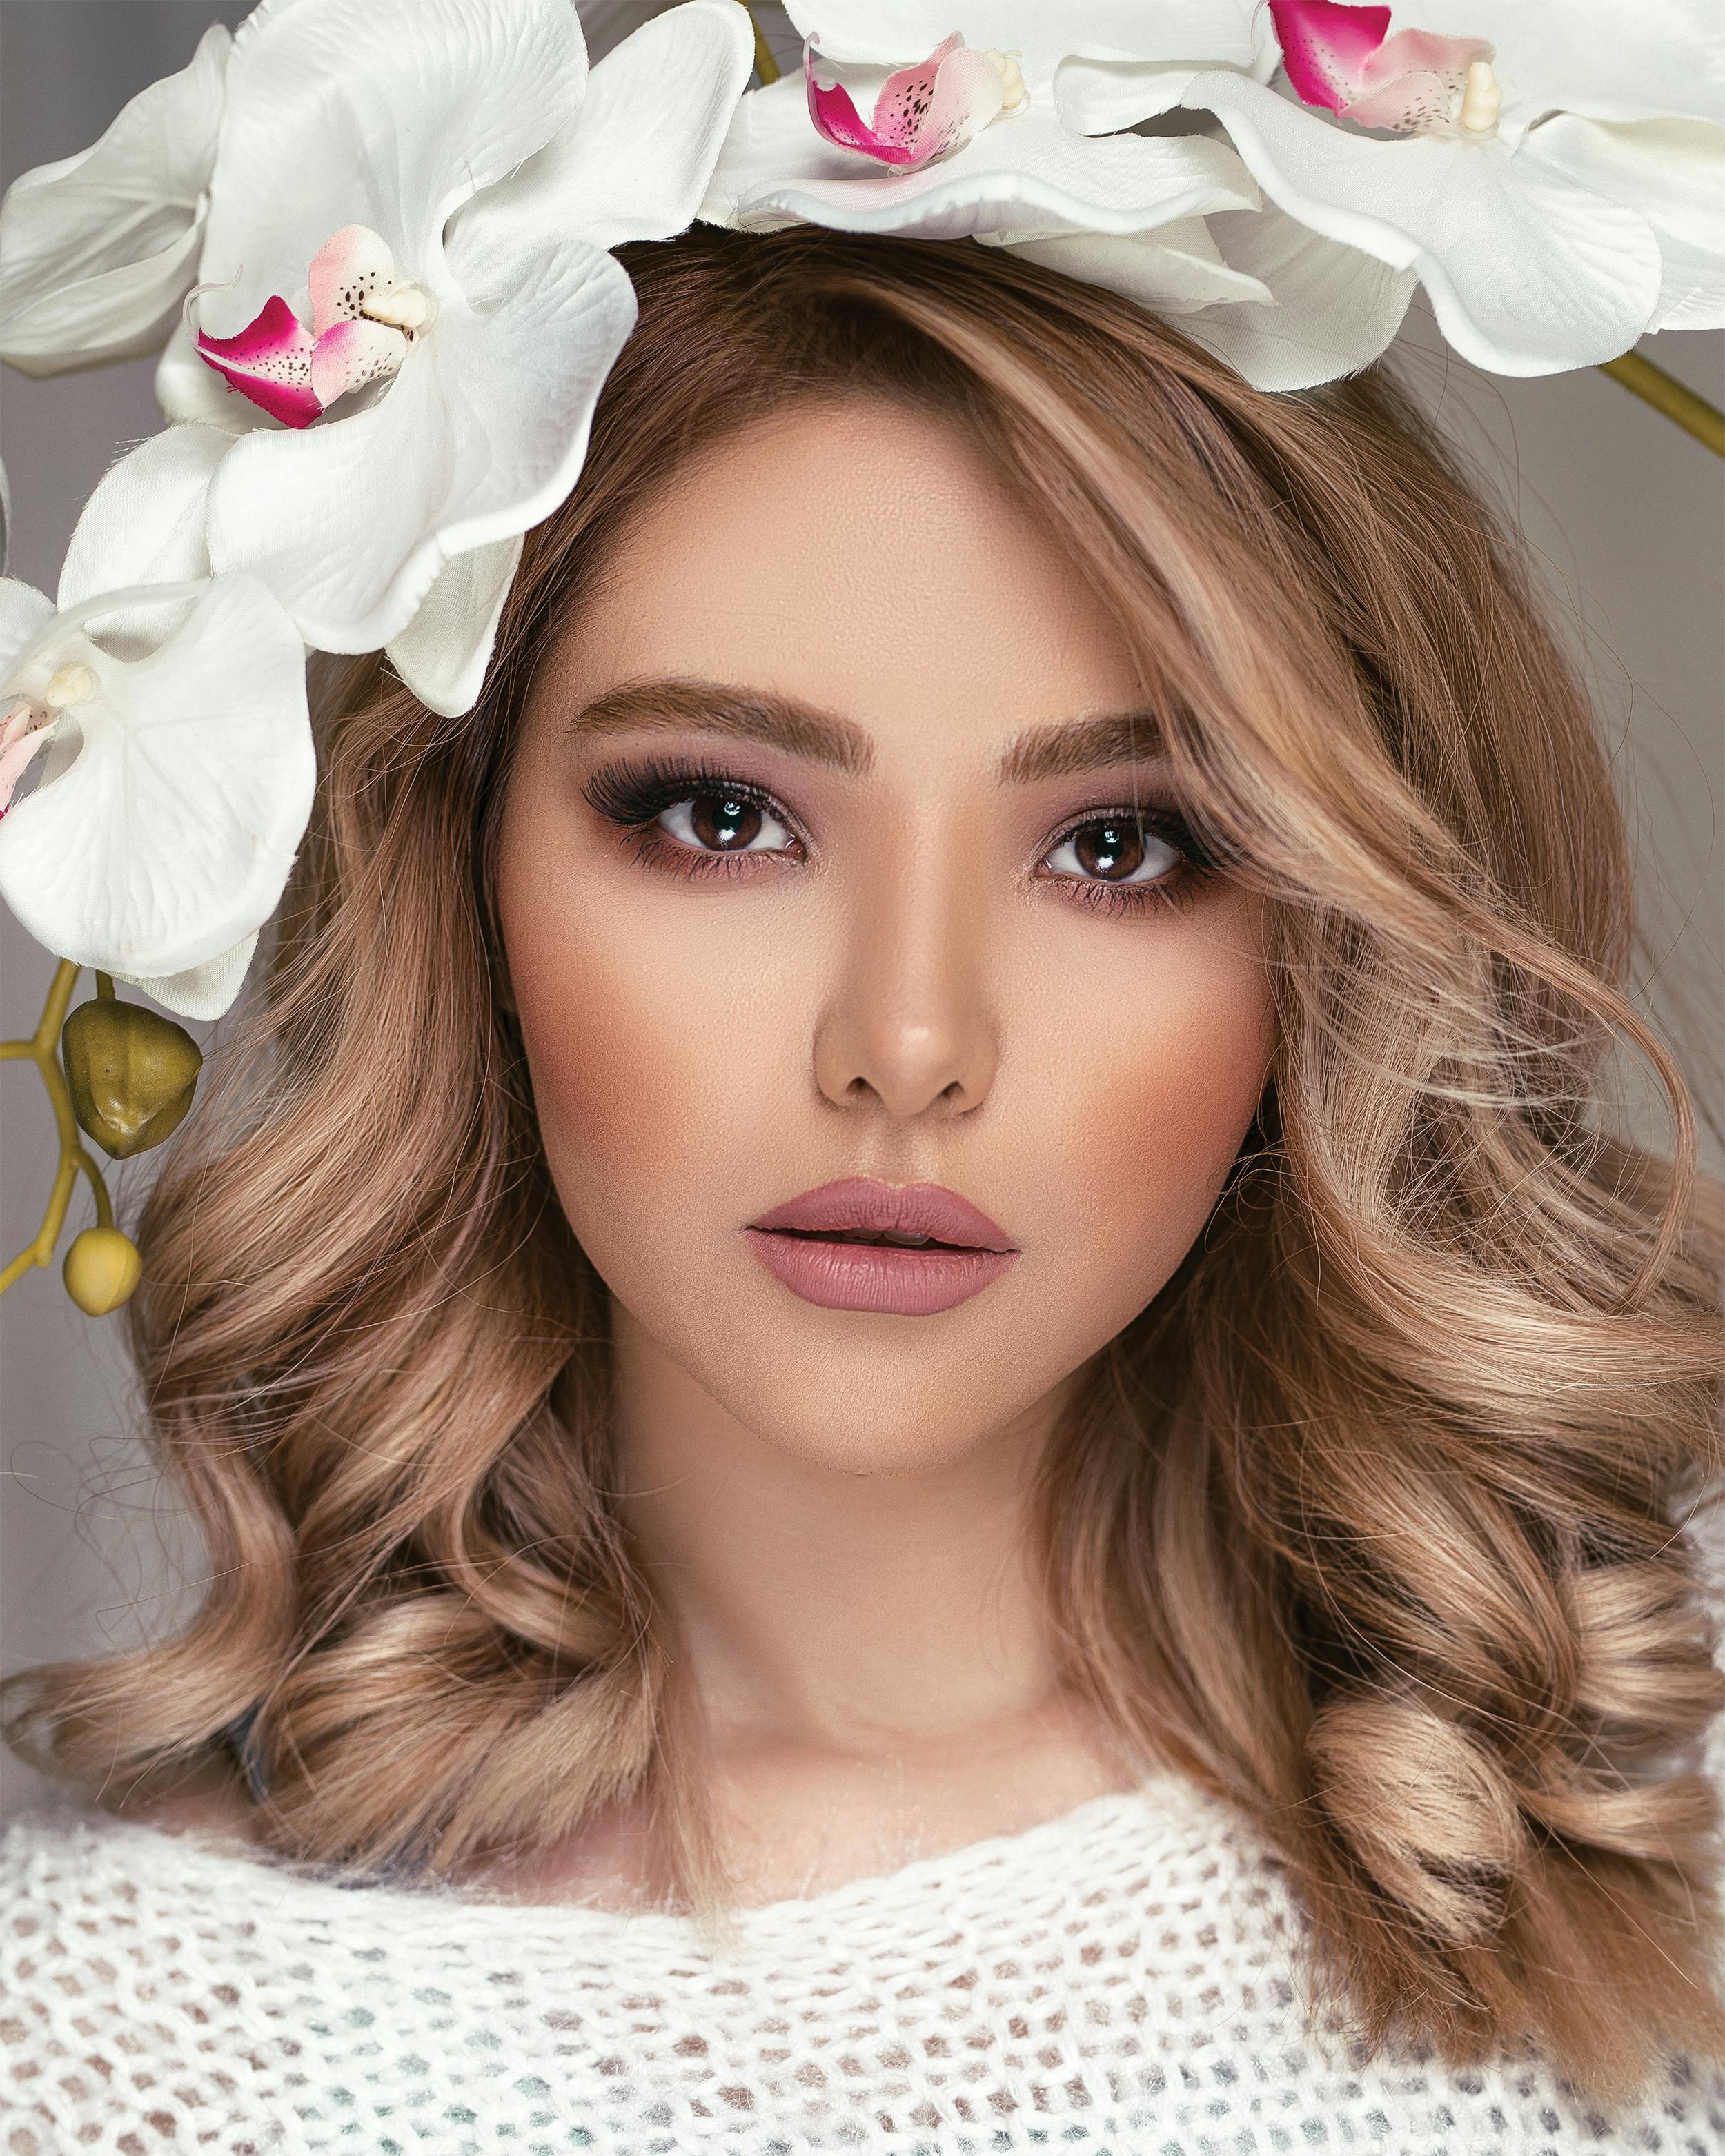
8, 226, 1724, 2102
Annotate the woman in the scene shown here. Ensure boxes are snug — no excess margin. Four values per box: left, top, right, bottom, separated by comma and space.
1, 219, 1721, 2149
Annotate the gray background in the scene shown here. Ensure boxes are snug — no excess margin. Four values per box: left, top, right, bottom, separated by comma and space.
2, 1, 1721, 1819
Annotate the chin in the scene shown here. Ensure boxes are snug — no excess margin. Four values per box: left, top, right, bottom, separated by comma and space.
629, 1278, 1093, 1479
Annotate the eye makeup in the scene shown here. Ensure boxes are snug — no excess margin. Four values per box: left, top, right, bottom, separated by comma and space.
580, 752, 1225, 916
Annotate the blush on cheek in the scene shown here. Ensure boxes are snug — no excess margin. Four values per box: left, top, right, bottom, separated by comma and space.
506, 902, 804, 1272
1054, 938, 1274, 1292
513, 951, 682, 1198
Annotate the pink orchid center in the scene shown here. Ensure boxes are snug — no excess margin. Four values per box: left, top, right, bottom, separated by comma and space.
193, 225, 435, 432
1268, 0, 1499, 137
0, 661, 95, 819
805, 33, 1029, 173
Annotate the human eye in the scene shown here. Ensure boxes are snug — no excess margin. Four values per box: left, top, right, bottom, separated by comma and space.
1038, 804, 1218, 918
582, 755, 805, 880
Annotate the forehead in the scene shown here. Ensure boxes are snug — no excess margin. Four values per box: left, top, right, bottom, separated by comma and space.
549, 397, 1143, 764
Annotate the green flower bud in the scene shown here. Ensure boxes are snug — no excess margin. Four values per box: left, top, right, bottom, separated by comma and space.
63, 1226, 142, 1315
61, 996, 202, 1160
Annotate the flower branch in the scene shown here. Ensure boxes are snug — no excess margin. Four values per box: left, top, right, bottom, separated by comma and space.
1599, 353, 1725, 458
0, 958, 130, 1309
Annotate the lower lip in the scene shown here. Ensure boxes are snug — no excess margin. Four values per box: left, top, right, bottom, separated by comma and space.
742, 1229, 1018, 1316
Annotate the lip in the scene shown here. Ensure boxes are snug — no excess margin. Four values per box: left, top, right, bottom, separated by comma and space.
744, 1176, 1019, 1317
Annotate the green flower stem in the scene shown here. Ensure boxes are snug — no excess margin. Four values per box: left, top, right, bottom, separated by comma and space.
0, 958, 115, 1296
742, 2, 780, 83
1599, 353, 1725, 460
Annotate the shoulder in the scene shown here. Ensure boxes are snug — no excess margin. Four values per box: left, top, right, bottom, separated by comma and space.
0, 1805, 286, 2149
1110, 1779, 1725, 2153
0, 1803, 135, 1909
0, 1801, 233, 1941
0, 1763, 259, 1898
1, 1775, 264, 1997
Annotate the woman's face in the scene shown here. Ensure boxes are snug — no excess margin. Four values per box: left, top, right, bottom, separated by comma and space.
497, 397, 1275, 1474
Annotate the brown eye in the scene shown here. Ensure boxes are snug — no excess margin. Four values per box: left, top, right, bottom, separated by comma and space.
1046, 816, 1181, 887
658, 791, 794, 855
690, 793, 761, 849
1073, 820, 1144, 880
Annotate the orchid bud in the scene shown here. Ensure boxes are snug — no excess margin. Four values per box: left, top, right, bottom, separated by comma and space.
61, 996, 202, 1160
62, 1226, 143, 1316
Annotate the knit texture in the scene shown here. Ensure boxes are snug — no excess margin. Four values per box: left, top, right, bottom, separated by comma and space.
1, 1774, 1721, 2155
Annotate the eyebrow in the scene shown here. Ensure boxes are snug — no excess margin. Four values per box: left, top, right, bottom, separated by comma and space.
569, 680, 872, 773
568, 678, 1167, 783
996, 709, 1167, 784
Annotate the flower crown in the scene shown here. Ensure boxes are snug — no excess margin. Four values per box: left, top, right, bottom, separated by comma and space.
1, 0, 1720, 1314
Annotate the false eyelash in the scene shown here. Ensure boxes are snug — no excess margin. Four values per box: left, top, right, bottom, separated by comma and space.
1055, 865, 1207, 919
583, 755, 805, 844
1035, 801, 1223, 918
582, 755, 1223, 913
582, 756, 809, 891
1048, 800, 1219, 862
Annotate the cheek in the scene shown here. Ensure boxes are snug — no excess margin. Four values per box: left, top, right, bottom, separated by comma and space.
500, 858, 803, 1233
1023, 901, 1274, 1294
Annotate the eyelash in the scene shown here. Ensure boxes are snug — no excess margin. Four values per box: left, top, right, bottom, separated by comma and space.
581, 755, 1222, 918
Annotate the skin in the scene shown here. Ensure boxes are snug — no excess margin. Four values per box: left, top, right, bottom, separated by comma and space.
482, 395, 1279, 1907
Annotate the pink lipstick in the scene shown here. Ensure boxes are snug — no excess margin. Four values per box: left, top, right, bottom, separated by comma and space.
744, 1177, 1019, 1316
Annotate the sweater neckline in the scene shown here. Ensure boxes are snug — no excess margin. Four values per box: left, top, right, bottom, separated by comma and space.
48, 1768, 1229, 1941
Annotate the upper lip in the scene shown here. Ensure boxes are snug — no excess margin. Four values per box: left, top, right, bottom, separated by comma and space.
748, 1177, 1016, 1253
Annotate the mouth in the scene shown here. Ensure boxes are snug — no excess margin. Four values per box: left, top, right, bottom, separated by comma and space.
743, 1177, 1018, 1316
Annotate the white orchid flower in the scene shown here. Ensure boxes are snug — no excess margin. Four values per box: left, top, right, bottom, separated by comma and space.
700, 0, 1421, 390
702, 1, 1272, 319
0, 0, 754, 717
1058, 0, 1725, 374
0, 571, 313, 1021
0, 24, 232, 375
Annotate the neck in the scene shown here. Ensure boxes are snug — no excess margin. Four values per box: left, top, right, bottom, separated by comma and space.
611, 1301, 1074, 1751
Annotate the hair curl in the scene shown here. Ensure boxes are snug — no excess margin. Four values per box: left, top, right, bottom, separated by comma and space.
8, 226, 1724, 2102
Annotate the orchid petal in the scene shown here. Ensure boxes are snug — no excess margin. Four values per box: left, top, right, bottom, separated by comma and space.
707, 81, 1258, 240
0, 580, 57, 675
1268, 0, 1390, 115
989, 217, 1273, 315
1179, 206, 1415, 390
206, 244, 636, 660
155, 319, 275, 433
1335, 28, 1492, 131
450, 1, 753, 258
197, 0, 586, 339
572, 0, 686, 63
1406, 0, 1725, 132
0, 452, 11, 576
195, 295, 321, 430
59, 427, 228, 609
308, 319, 408, 410
809, 35, 1009, 172
780, 1, 1258, 86
130, 931, 260, 1022
0, 23, 229, 375
1528, 115, 1725, 332
229, 0, 308, 51
1176, 72, 1663, 372
0, 721, 49, 820
308, 223, 400, 337
1056, 58, 1214, 138
0, 579, 314, 988
385, 535, 524, 718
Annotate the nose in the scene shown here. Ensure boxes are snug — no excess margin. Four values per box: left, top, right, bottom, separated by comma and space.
811, 841, 999, 1119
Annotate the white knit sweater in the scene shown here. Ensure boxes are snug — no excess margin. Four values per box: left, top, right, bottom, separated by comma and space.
2, 1775, 1721, 2155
